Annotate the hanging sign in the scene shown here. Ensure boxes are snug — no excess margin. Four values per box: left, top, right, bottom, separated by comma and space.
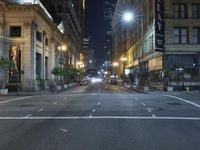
155, 0, 165, 52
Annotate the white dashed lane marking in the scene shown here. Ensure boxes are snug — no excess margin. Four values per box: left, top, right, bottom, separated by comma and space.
38, 108, 44, 112
147, 108, 152, 113
52, 101, 58, 105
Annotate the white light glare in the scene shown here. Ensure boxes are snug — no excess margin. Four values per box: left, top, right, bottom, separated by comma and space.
123, 11, 134, 22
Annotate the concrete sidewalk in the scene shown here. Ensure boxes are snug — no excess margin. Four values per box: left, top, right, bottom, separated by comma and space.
120, 83, 200, 95
0, 83, 78, 98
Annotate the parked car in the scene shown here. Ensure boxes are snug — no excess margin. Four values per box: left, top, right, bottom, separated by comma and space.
79, 80, 87, 86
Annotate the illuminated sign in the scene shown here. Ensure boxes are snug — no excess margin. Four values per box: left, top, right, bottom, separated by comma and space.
155, 0, 165, 52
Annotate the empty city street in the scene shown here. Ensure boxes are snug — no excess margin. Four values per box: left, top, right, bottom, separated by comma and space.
0, 82, 200, 150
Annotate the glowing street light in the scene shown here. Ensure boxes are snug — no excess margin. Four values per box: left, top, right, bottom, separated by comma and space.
120, 57, 127, 62
76, 61, 83, 65
58, 45, 67, 52
122, 10, 145, 88
113, 62, 119, 67
57, 44, 67, 86
123, 11, 134, 23
112, 62, 119, 84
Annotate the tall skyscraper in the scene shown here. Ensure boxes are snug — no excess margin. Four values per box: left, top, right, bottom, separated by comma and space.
40, 0, 85, 65
103, 0, 117, 66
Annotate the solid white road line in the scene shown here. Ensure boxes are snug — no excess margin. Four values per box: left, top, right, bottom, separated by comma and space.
1, 116, 200, 120
0, 96, 32, 104
38, 108, 44, 112
163, 94, 200, 109
152, 114, 156, 118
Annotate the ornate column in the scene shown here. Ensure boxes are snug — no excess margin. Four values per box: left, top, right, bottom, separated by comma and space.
22, 21, 37, 91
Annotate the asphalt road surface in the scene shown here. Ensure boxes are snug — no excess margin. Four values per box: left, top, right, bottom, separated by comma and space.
0, 82, 200, 150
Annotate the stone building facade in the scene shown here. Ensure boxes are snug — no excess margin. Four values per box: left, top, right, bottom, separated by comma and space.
112, 0, 200, 90
0, 0, 82, 91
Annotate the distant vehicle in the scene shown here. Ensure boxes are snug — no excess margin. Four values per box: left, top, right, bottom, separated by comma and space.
109, 75, 118, 85
79, 80, 87, 86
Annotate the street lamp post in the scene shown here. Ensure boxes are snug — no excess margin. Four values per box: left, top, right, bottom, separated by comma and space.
122, 11, 145, 89
58, 45, 67, 86
113, 62, 119, 84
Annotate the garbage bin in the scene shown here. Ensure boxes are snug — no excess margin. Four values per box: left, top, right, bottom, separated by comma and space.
50, 84, 56, 92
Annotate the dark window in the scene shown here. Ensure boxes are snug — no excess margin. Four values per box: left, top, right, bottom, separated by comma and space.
57, 5, 63, 12
45, 38, 49, 46
36, 52, 42, 79
10, 26, 21, 37
173, 3, 187, 18
36, 31, 42, 42
173, 27, 188, 44
50, 4, 55, 12
192, 28, 200, 43
45, 57, 48, 79
192, 4, 200, 18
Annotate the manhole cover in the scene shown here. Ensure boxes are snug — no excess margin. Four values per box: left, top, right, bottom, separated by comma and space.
167, 102, 181, 106
20, 104, 34, 107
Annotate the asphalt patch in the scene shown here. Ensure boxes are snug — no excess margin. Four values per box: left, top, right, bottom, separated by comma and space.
19, 104, 34, 107
167, 102, 182, 106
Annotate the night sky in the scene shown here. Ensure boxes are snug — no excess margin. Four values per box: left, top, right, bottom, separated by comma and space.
85, 0, 104, 69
